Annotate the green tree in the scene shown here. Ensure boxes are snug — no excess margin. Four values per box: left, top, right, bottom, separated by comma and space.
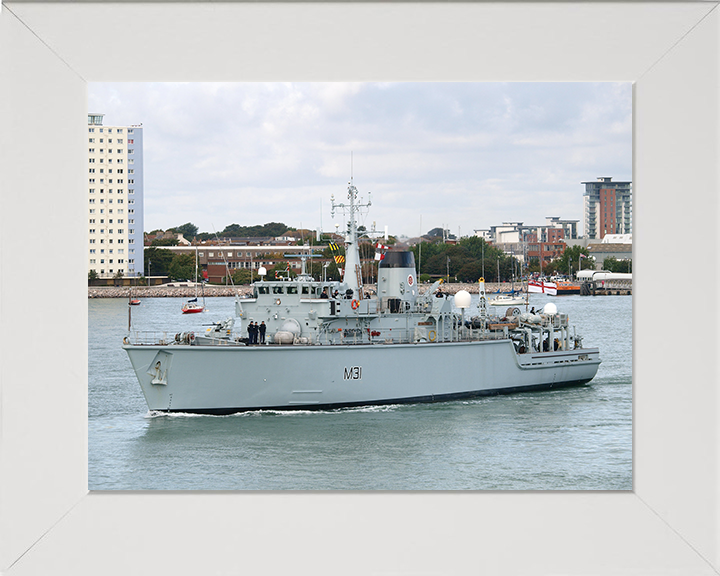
527, 258, 541, 275
168, 253, 197, 281
171, 222, 198, 241
88, 269, 98, 282
329, 261, 343, 281
542, 260, 560, 277
150, 237, 179, 247
411, 237, 519, 282
457, 261, 484, 282
555, 245, 589, 276
219, 222, 291, 238
229, 269, 254, 285
457, 236, 488, 260
220, 224, 244, 237
144, 247, 174, 276
603, 257, 631, 273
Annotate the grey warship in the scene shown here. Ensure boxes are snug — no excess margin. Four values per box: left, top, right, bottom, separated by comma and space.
123, 180, 600, 414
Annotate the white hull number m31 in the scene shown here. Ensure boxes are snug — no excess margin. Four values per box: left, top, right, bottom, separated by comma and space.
344, 366, 362, 380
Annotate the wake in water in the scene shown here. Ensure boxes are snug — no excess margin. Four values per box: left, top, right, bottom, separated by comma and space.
144, 404, 403, 419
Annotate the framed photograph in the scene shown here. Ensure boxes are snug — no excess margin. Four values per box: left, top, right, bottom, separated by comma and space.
1, 2, 718, 574
86, 79, 633, 493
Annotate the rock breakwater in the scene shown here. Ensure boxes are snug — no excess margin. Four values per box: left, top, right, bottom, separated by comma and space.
89, 282, 530, 299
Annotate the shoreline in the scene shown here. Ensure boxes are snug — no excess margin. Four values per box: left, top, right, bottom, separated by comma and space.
89, 282, 537, 299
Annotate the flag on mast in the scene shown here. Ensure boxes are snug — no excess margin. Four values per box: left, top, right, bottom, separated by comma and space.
374, 242, 388, 261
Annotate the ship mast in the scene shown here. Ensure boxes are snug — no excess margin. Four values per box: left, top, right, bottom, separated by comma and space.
331, 178, 371, 300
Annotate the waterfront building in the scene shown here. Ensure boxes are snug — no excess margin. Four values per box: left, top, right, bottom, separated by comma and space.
476, 217, 578, 246
144, 243, 325, 284
582, 177, 632, 240
587, 242, 633, 270
545, 217, 578, 241
87, 113, 144, 278
475, 218, 578, 266
526, 240, 567, 266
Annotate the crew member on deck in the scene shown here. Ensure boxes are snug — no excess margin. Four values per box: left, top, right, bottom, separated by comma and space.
259, 322, 266, 344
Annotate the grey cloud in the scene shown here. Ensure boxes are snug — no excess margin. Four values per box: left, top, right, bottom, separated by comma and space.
89, 82, 631, 237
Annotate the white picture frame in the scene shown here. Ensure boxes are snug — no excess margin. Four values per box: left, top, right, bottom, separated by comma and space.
1, 2, 718, 574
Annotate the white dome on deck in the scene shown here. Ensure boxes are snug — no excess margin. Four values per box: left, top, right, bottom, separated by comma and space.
543, 302, 558, 315
454, 290, 471, 309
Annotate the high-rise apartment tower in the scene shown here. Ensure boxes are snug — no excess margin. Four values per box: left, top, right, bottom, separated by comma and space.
582, 177, 632, 240
87, 113, 144, 278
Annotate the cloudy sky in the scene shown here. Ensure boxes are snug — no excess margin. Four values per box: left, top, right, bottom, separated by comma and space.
88, 82, 631, 239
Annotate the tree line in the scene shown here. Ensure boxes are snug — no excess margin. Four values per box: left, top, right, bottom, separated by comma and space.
141, 221, 629, 283
410, 237, 602, 283
148, 222, 294, 245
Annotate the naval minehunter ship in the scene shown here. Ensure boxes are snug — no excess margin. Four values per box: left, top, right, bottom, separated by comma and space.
123, 180, 600, 414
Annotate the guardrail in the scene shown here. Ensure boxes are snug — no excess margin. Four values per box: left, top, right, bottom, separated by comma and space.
126, 331, 172, 345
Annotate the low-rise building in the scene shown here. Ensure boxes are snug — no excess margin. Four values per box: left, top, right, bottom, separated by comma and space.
587, 242, 633, 270
143, 244, 329, 283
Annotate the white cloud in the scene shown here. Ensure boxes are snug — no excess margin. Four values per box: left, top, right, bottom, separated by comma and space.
88, 82, 631, 237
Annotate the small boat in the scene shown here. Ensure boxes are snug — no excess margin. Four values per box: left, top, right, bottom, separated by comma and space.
181, 297, 204, 314
182, 247, 205, 314
128, 286, 141, 305
488, 293, 527, 306
554, 280, 581, 295
489, 267, 527, 306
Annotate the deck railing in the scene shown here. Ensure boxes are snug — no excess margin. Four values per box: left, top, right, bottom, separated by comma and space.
125, 325, 518, 347
126, 331, 171, 345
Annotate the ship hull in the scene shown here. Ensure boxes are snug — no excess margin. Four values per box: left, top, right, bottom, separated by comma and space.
123, 340, 601, 413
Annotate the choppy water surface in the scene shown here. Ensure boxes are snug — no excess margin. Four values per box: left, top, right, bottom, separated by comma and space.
89, 293, 632, 490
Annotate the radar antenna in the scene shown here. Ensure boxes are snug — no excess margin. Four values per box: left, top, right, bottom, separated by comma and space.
330, 175, 372, 300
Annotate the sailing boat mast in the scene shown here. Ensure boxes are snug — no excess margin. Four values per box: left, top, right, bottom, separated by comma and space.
182, 245, 205, 313
197, 245, 206, 309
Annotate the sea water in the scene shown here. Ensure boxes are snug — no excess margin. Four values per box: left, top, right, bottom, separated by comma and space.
88, 293, 632, 490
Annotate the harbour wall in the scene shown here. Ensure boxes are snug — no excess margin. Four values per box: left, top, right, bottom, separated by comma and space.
89, 282, 533, 299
